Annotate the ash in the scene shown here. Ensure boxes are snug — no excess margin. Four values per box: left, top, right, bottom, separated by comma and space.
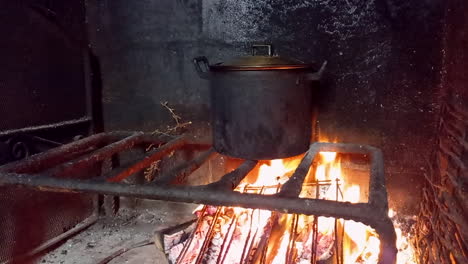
38, 200, 198, 264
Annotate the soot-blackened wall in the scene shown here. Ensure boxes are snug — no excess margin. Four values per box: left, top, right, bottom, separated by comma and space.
86, 0, 446, 213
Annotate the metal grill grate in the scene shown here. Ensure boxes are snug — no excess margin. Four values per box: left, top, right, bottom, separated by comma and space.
0, 132, 397, 263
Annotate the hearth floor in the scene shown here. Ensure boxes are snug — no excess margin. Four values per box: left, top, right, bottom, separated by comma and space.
37, 200, 198, 264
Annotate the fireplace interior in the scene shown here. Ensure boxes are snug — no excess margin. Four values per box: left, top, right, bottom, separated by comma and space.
0, 0, 467, 264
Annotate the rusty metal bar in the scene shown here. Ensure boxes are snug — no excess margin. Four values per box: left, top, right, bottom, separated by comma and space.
107, 135, 186, 182
0, 172, 396, 263
0, 117, 92, 136
206, 160, 258, 190
278, 145, 319, 197
302, 143, 389, 213
153, 148, 217, 185
0, 137, 396, 264
45, 132, 144, 177
279, 142, 394, 263
216, 215, 237, 264
43, 132, 143, 176
0, 173, 380, 222
138, 133, 211, 151
195, 207, 222, 264
240, 208, 257, 264
138, 134, 175, 146
176, 205, 209, 264
0, 133, 104, 173
0, 171, 395, 262
0, 132, 136, 174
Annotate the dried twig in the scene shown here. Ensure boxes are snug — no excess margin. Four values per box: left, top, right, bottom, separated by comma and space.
144, 160, 161, 182
145, 102, 190, 181
152, 101, 192, 136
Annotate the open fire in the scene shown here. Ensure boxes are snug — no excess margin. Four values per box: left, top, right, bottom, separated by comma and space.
0, 133, 410, 263
167, 149, 417, 264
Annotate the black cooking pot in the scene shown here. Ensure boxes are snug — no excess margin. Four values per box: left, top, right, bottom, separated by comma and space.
194, 45, 325, 160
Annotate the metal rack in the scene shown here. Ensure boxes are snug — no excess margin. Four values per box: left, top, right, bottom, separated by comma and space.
0, 132, 397, 264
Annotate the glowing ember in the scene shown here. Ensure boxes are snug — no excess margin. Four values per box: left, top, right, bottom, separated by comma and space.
388, 209, 417, 264
174, 150, 416, 264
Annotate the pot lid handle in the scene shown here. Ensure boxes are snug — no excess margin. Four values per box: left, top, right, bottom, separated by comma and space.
193, 56, 210, 80
252, 44, 272, 56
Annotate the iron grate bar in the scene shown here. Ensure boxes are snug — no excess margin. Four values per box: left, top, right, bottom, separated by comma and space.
0, 132, 397, 264
206, 160, 258, 190
106, 135, 186, 182
278, 144, 319, 198
153, 148, 217, 185
43, 132, 144, 177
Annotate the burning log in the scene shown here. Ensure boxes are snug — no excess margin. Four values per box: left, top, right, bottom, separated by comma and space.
164, 152, 388, 264
176, 206, 277, 264
176, 208, 218, 263
170, 206, 337, 264
294, 216, 335, 262
153, 220, 197, 264
256, 214, 336, 264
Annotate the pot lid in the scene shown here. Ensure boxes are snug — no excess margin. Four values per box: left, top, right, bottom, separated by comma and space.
209, 45, 314, 71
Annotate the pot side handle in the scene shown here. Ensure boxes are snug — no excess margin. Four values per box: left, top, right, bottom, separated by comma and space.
305, 61, 328, 81
193, 56, 210, 80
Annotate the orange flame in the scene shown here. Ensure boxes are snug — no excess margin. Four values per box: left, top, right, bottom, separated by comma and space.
314, 151, 382, 264
189, 148, 415, 263
389, 209, 417, 264
251, 152, 383, 263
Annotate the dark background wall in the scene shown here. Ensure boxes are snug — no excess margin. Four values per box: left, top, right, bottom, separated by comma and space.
86, 0, 446, 213
0, 1, 97, 262
0, 0, 89, 131
415, 1, 468, 262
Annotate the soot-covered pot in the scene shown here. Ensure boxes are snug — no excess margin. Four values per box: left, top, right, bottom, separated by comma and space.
193, 45, 325, 160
